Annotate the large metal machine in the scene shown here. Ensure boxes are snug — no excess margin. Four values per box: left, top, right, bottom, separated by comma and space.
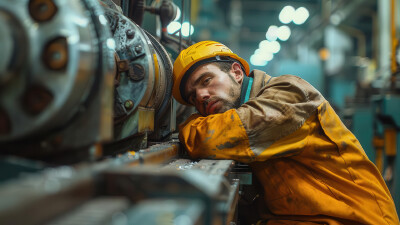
0, 0, 255, 224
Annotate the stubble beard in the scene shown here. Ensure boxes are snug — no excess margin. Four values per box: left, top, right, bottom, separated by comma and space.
213, 80, 241, 114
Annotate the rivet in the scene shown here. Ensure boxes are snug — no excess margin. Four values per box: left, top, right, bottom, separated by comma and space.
28, 0, 57, 22
128, 64, 145, 81
124, 100, 134, 110
21, 85, 53, 115
126, 29, 135, 39
135, 45, 142, 54
42, 37, 68, 70
117, 60, 129, 72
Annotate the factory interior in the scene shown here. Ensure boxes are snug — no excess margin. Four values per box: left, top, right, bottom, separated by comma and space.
0, 0, 399, 224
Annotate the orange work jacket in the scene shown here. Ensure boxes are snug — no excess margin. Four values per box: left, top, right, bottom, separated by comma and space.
179, 70, 399, 225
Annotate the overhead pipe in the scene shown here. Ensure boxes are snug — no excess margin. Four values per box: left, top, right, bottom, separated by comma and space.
337, 25, 366, 58
294, 0, 376, 46
390, 0, 398, 90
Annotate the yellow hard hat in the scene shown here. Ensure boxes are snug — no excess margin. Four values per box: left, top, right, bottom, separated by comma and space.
172, 40, 250, 105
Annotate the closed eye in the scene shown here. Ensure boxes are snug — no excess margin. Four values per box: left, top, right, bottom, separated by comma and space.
203, 77, 211, 85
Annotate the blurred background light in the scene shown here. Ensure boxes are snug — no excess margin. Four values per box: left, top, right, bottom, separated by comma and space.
266, 25, 278, 41
319, 48, 330, 61
174, 7, 181, 21
250, 54, 268, 66
259, 50, 274, 61
279, 6, 295, 24
167, 21, 181, 34
259, 40, 270, 50
293, 7, 309, 25
181, 22, 194, 36
277, 25, 291, 41
269, 41, 281, 53
259, 40, 281, 54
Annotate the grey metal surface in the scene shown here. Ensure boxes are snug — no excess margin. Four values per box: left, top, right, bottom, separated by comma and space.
122, 199, 204, 225
164, 159, 235, 176
104, 5, 155, 116
102, 158, 239, 225
46, 197, 130, 225
0, 0, 114, 142
103, 2, 174, 142
0, 165, 95, 225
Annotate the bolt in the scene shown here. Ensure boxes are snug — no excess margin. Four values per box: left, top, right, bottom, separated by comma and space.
42, 37, 68, 70
126, 29, 135, 39
124, 100, 134, 110
128, 64, 145, 81
135, 45, 142, 54
29, 0, 57, 22
21, 85, 53, 115
117, 60, 129, 72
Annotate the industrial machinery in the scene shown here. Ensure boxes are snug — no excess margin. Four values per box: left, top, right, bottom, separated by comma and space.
0, 0, 253, 224
0, 0, 115, 161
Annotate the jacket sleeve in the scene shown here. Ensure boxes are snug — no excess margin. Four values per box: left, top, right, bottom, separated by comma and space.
178, 75, 324, 163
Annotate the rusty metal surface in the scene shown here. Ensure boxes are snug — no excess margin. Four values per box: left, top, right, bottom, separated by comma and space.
138, 107, 155, 133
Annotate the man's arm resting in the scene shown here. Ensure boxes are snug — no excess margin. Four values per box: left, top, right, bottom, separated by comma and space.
178, 75, 324, 163
178, 110, 256, 163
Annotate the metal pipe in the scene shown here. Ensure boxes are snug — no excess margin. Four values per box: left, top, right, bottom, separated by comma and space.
188, 0, 192, 44
390, 0, 398, 89
179, 0, 184, 52
338, 25, 366, 57
378, 0, 391, 80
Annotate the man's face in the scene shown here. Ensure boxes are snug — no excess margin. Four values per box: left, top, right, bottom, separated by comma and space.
184, 62, 243, 116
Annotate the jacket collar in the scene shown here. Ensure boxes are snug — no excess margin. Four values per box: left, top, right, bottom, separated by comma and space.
248, 70, 272, 98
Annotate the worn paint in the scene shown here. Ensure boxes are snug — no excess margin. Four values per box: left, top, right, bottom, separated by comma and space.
216, 140, 241, 150
203, 129, 215, 143
341, 141, 348, 150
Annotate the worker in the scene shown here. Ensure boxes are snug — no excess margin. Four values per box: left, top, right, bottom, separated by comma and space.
172, 41, 399, 225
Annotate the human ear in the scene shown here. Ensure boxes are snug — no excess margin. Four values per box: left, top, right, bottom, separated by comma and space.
231, 62, 244, 84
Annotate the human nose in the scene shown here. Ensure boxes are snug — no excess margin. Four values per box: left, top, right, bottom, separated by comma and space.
196, 88, 210, 104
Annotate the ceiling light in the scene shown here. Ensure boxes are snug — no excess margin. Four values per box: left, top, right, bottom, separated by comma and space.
279, 6, 295, 24
167, 21, 181, 34
181, 22, 194, 36
277, 25, 291, 41
266, 25, 278, 42
259, 41, 269, 50
250, 54, 268, 66
254, 48, 274, 61
259, 40, 280, 54
270, 41, 281, 54
293, 7, 309, 25
174, 7, 181, 21
259, 51, 274, 61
